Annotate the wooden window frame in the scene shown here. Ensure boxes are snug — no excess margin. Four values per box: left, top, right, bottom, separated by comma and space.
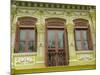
73, 18, 93, 51
14, 17, 37, 53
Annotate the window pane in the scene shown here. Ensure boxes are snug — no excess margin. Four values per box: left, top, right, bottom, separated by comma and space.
75, 29, 89, 50
19, 30, 26, 41
28, 30, 35, 52
28, 30, 35, 41
19, 29, 35, 52
19, 30, 26, 52
28, 41, 35, 52
58, 31, 64, 48
19, 41, 25, 52
48, 30, 55, 48
75, 30, 81, 40
76, 41, 82, 50
82, 30, 88, 40
83, 40, 88, 50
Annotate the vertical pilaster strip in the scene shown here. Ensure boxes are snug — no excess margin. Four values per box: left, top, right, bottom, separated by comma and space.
89, 9, 96, 60
67, 23, 77, 66
11, 4, 17, 69
36, 22, 45, 64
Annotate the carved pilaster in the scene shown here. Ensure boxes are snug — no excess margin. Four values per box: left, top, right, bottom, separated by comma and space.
11, 5, 17, 54
11, 5, 17, 22
89, 9, 96, 31
67, 23, 77, 65
36, 24, 45, 59
89, 9, 96, 50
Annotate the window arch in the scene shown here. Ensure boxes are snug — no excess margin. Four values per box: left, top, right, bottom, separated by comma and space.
73, 18, 93, 51
45, 18, 66, 28
14, 16, 37, 53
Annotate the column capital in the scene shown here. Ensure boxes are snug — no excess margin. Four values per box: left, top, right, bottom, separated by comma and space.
67, 23, 74, 32
89, 9, 96, 18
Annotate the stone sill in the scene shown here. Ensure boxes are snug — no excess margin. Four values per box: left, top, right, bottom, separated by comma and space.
76, 50, 95, 54
13, 52, 37, 56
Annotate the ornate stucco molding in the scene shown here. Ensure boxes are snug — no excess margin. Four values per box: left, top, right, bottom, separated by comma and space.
12, 1, 96, 10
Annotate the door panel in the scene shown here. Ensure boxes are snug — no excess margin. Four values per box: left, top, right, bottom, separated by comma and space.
48, 50, 56, 66
57, 50, 66, 65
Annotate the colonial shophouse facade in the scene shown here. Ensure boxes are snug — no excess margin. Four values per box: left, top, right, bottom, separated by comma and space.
11, 0, 96, 74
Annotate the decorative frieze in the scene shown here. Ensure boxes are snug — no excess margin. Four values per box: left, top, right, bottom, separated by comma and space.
46, 10, 65, 15
17, 8, 38, 14
72, 11, 88, 16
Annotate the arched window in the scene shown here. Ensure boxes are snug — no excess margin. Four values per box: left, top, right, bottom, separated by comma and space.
45, 18, 69, 66
73, 18, 93, 51
14, 16, 37, 53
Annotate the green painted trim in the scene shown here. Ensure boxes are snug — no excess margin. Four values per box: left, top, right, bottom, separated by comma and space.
12, 65, 96, 75
11, 1, 96, 10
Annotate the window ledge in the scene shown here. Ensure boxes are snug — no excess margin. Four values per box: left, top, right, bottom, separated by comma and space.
76, 50, 94, 54
13, 52, 37, 56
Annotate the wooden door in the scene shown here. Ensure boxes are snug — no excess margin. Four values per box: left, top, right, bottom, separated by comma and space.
46, 29, 68, 66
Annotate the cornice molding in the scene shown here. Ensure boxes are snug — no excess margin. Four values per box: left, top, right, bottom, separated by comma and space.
12, 1, 96, 10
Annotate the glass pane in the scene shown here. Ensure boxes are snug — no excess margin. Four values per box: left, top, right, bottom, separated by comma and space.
82, 30, 88, 40
28, 30, 35, 41
48, 30, 55, 48
28, 41, 35, 52
58, 31, 64, 48
19, 29, 35, 52
28, 30, 35, 52
19, 30, 26, 41
19, 41, 25, 52
83, 40, 88, 50
19, 30, 26, 52
76, 41, 82, 50
75, 30, 81, 41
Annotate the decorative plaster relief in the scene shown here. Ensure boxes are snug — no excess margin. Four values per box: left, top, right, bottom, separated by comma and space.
77, 54, 93, 61
37, 26, 45, 33
15, 56, 35, 65
17, 8, 38, 14
39, 43, 43, 47
73, 11, 88, 16
70, 43, 74, 47
67, 24, 74, 33
46, 10, 65, 15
